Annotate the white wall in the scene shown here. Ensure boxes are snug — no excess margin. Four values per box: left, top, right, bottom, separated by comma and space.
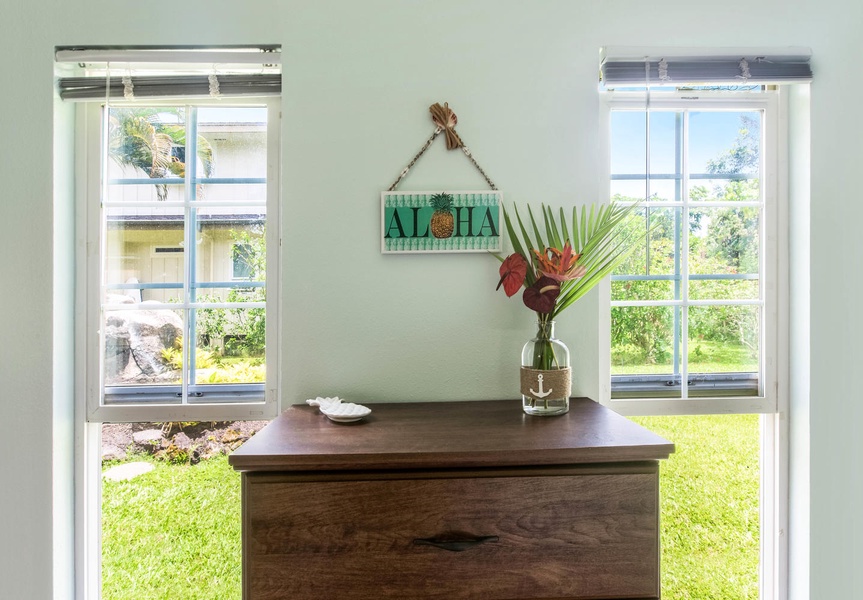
0, 0, 858, 597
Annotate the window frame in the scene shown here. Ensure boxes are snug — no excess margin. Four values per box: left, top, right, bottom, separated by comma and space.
77, 97, 281, 423
598, 88, 791, 600
598, 90, 781, 416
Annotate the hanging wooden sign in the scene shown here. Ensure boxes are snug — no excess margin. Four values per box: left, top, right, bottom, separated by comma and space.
382, 102, 501, 254
381, 190, 502, 254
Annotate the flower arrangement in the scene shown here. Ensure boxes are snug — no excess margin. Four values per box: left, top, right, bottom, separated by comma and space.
496, 202, 640, 378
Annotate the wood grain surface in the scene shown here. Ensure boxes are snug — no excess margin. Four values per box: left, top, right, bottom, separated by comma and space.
246, 471, 659, 600
229, 398, 674, 472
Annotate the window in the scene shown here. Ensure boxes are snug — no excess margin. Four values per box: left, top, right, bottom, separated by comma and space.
601, 91, 779, 415
600, 86, 788, 600
232, 242, 255, 280
65, 47, 282, 423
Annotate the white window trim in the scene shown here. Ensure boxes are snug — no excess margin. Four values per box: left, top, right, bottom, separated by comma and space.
74, 96, 282, 600
598, 91, 781, 416
77, 99, 281, 424
597, 89, 791, 600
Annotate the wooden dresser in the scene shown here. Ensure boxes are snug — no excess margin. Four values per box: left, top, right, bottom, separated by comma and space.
229, 398, 674, 600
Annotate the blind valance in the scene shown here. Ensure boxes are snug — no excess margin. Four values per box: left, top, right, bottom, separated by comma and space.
600, 47, 812, 87
55, 45, 281, 101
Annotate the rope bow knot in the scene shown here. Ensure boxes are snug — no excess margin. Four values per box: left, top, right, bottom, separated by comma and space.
429, 102, 463, 150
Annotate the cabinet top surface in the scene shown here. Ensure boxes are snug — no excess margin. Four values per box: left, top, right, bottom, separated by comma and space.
228, 398, 674, 472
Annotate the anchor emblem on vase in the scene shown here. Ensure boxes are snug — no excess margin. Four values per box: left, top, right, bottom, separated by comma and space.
530, 373, 553, 398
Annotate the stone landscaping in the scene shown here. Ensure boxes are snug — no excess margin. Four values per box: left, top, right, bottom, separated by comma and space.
102, 420, 268, 465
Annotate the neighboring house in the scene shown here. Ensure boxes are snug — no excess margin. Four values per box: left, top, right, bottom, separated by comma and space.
106, 119, 266, 303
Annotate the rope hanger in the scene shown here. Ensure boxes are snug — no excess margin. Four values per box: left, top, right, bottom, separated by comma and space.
387, 102, 498, 191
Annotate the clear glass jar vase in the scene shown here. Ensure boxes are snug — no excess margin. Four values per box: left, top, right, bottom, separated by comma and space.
520, 318, 571, 416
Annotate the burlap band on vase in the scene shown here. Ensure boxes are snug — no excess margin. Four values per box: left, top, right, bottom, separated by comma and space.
520, 367, 572, 401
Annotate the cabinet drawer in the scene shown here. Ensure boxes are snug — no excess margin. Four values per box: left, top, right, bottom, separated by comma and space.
246, 471, 659, 599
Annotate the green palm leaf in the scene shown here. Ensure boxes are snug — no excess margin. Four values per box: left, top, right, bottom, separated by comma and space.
497, 200, 644, 317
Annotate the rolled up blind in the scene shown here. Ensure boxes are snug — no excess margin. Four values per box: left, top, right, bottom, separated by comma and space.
600, 47, 812, 87
55, 46, 281, 101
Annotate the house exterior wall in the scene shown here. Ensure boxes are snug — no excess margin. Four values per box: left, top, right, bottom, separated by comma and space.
0, 1, 858, 598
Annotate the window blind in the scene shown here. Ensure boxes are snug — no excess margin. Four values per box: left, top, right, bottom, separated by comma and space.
600, 47, 812, 87
55, 45, 281, 101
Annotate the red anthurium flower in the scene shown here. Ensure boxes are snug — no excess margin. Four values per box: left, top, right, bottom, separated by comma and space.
496, 253, 528, 297
522, 276, 560, 313
533, 242, 587, 282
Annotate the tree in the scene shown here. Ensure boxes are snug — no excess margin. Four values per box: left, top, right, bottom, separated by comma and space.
612, 114, 762, 362
108, 107, 214, 201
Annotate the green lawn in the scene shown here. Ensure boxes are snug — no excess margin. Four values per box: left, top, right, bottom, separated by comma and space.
632, 414, 760, 600
613, 339, 758, 375
102, 414, 760, 599
102, 455, 242, 600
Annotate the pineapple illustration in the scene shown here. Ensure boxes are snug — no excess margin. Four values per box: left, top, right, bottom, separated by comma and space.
429, 192, 455, 239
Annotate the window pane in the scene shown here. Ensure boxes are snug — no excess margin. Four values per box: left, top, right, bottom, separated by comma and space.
105, 207, 185, 303
193, 307, 266, 386
610, 105, 766, 401
194, 106, 268, 202
689, 207, 760, 300
611, 305, 680, 381
103, 308, 184, 387
192, 206, 266, 298
611, 111, 646, 176
688, 305, 760, 374
611, 110, 683, 203
688, 111, 761, 203
100, 104, 271, 404
613, 207, 681, 301
688, 111, 761, 175
107, 107, 188, 201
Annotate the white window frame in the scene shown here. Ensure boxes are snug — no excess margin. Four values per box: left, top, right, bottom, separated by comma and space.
598, 89, 790, 600
74, 95, 281, 600
76, 97, 281, 424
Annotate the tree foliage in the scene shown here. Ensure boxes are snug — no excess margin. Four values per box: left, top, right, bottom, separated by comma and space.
108, 107, 214, 201
612, 116, 761, 368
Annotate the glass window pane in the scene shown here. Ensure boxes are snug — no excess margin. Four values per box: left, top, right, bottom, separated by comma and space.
689, 207, 760, 300
688, 111, 761, 202
104, 207, 185, 303
195, 106, 268, 203
107, 107, 188, 200
192, 206, 266, 300
103, 308, 184, 387
613, 207, 681, 301
611, 111, 683, 203
612, 307, 679, 374
611, 111, 646, 176
192, 307, 266, 385
688, 306, 760, 375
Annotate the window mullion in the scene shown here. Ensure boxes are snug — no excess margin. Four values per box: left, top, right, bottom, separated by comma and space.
183, 106, 199, 405
680, 110, 691, 399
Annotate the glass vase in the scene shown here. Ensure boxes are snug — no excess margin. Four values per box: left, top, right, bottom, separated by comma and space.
520, 318, 571, 416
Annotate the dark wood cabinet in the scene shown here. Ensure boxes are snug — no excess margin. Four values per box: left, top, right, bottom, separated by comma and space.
229, 398, 674, 600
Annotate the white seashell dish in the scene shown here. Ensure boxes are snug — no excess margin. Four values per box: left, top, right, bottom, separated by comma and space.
306, 397, 343, 411
319, 402, 372, 423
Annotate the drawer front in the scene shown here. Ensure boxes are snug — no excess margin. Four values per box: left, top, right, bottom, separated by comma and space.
245, 471, 659, 600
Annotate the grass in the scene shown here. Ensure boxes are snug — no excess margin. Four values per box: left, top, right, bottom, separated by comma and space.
632, 414, 760, 600
102, 415, 760, 600
101, 455, 242, 600
613, 339, 758, 375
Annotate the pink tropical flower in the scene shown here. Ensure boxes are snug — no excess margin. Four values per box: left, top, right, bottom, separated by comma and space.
533, 242, 587, 282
